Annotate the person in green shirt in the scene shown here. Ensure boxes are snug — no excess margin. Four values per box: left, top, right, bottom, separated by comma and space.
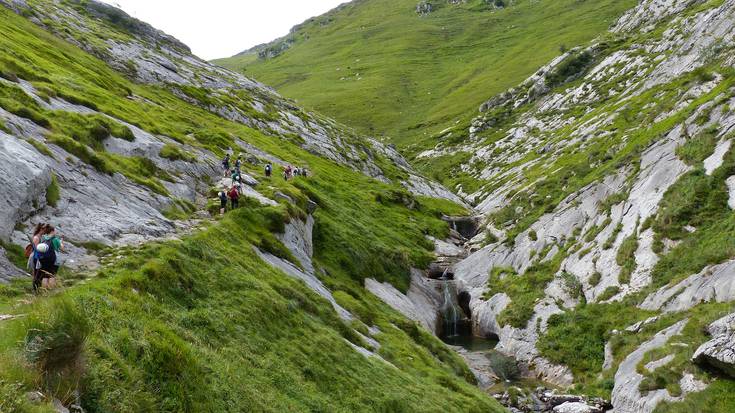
39, 226, 64, 289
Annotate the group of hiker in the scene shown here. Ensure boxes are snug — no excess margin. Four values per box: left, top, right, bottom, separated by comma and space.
25, 223, 64, 292
219, 153, 309, 215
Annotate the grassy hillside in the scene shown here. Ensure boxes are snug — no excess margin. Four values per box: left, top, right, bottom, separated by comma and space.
215, 0, 636, 151
0, 5, 503, 412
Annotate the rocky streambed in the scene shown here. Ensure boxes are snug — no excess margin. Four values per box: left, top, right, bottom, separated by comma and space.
368, 215, 613, 412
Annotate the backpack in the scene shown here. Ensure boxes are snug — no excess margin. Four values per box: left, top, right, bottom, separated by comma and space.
35, 239, 56, 265
24, 243, 33, 258
228, 188, 239, 199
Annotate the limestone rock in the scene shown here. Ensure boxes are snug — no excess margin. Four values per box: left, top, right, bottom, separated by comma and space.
553, 402, 601, 413
640, 259, 735, 313
611, 319, 688, 413
693, 312, 735, 377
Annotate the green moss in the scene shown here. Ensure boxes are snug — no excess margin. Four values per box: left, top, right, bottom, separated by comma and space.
45, 174, 60, 208
159, 143, 196, 162
26, 138, 55, 158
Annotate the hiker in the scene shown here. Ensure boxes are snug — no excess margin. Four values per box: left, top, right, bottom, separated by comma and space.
228, 185, 240, 209
218, 189, 228, 215
34, 225, 63, 291
231, 169, 241, 185
294, 167, 300, 177
235, 155, 242, 173
222, 154, 231, 177
26, 223, 47, 275
301, 167, 308, 178
265, 163, 272, 178
286, 165, 293, 180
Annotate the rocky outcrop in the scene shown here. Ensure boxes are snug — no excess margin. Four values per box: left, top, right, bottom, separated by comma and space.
640, 259, 735, 313
611, 319, 690, 413
0, 132, 51, 240
365, 269, 444, 332
693, 312, 735, 377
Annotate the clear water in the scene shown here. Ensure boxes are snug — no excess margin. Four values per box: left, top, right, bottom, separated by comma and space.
441, 334, 499, 352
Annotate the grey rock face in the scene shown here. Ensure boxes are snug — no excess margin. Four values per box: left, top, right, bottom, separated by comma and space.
0, 133, 51, 240
365, 270, 444, 333
254, 247, 353, 322
277, 216, 315, 275
693, 312, 735, 377
611, 319, 689, 413
640, 259, 735, 313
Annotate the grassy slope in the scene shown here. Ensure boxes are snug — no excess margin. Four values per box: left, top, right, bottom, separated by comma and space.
215, 0, 636, 151
0, 7, 502, 412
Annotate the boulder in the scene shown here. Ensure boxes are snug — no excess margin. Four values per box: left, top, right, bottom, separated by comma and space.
416, 1, 432, 15
0, 134, 52, 239
553, 402, 602, 413
693, 312, 735, 377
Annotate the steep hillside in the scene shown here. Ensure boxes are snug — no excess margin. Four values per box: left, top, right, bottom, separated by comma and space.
0, 1, 503, 411
214, 0, 636, 151
361, 0, 735, 411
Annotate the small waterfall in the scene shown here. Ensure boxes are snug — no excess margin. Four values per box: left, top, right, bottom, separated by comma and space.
441, 276, 460, 338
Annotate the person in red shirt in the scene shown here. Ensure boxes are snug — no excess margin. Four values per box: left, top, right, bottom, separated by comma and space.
228, 185, 240, 209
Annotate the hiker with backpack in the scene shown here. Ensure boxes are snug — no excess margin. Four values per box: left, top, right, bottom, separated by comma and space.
235, 155, 242, 174
265, 163, 272, 178
228, 184, 240, 209
33, 225, 64, 291
231, 169, 241, 185
26, 223, 48, 275
222, 154, 231, 177
218, 189, 228, 215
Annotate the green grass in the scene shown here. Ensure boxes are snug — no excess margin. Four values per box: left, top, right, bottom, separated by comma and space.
484, 247, 568, 329
159, 143, 196, 162
676, 125, 720, 166
539, 301, 653, 386
45, 174, 60, 208
650, 144, 735, 288
215, 0, 636, 150
0, 240, 27, 271
616, 230, 638, 285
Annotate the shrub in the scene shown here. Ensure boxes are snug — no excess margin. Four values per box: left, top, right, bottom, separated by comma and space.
46, 174, 60, 208
547, 50, 594, 87
539, 303, 651, 376
24, 297, 89, 403
488, 352, 520, 382
589, 271, 602, 287
597, 286, 620, 302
